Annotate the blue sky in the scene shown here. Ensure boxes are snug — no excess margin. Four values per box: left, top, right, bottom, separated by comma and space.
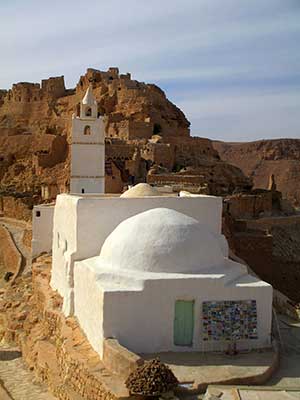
1, 0, 300, 141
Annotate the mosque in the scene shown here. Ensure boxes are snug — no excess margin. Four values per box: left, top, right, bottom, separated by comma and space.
34, 87, 273, 359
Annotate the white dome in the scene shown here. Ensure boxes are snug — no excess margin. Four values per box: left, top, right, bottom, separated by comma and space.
99, 208, 224, 274
120, 183, 160, 198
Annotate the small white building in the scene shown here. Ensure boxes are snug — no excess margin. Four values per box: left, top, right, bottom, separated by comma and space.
50, 192, 273, 358
70, 86, 105, 194
50, 192, 223, 315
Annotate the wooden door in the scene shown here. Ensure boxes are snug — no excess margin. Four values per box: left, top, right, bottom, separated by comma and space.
174, 300, 194, 346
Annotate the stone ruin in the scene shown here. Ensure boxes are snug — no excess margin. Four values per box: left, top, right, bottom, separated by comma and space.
0, 67, 253, 205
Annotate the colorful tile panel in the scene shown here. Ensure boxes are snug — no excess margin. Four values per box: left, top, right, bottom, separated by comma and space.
202, 300, 258, 341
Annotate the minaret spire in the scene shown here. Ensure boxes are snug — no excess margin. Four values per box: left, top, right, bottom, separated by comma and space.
82, 85, 97, 106
80, 85, 97, 119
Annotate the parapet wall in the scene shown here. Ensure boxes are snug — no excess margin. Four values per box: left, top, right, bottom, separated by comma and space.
147, 173, 206, 187
102, 339, 144, 378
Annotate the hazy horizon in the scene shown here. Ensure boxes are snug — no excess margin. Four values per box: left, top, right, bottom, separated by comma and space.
1, 0, 299, 141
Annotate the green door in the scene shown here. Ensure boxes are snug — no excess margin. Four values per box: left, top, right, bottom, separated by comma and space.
174, 300, 194, 346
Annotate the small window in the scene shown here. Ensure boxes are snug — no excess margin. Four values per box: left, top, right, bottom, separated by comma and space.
81, 188, 85, 194
84, 125, 91, 135
57, 232, 60, 248
36, 211, 41, 217
62, 239, 68, 254
85, 107, 92, 117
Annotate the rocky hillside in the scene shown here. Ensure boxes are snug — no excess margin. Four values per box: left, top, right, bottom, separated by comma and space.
0, 67, 251, 197
0, 68, 190, 140
0, 67, 191, 193
214, 139, 300, 206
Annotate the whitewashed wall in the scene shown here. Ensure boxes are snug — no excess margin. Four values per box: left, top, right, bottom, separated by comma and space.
51, 194, 223, 316
50, 195, 79, 314
75, 195, 223, 261
31, 204, 55, 258
73, 260, 272, 358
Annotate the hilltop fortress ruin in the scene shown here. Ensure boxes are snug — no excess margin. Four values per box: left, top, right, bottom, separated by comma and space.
0, 67, 251, 201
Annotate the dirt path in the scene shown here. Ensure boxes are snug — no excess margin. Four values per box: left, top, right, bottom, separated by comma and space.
0, 219, 56, 398
0, 218, 31, 274
0, 348, 56, 400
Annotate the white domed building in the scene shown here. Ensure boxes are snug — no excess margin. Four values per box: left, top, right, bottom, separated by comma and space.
32, 88, 273, 361
73, 207, 272, 358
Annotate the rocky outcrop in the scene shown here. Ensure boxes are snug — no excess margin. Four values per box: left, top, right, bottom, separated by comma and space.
214, 139, 300, 206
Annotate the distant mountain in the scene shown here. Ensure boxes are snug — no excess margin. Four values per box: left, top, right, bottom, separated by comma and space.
213, 138, 300, 205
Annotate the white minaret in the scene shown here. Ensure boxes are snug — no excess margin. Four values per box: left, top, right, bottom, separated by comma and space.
70, 86, 105, 194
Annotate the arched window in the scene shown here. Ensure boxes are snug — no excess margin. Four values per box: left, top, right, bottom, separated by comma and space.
85, 107, 92, 117
84, 126, 91, 135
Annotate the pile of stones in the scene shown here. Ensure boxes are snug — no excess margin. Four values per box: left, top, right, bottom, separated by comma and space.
125, 358, 178, 396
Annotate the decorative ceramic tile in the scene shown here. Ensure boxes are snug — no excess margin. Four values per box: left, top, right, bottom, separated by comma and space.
202, 300, 257, 341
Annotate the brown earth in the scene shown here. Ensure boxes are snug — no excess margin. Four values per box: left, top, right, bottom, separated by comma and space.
214, 139, 300, 206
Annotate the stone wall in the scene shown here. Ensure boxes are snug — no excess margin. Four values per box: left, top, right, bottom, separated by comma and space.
166, 136, 220, 167
147, 172, 208, 194
225, 192, 273, 219
0, 196, 33, 222
0, 224, 22, 280
108, 120, 153, 140
3, 77, 66, 105
102, 339, 143, 378
0, 257, 133, 400
105, 141, 136, 161
223, 215, 273, 283
105, 161, 124, 193
33, 135, 68, 170
232, 231, 273, 284
148, 173, 207, 186
141, 142, 175, 170
22, 227, 32, 249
